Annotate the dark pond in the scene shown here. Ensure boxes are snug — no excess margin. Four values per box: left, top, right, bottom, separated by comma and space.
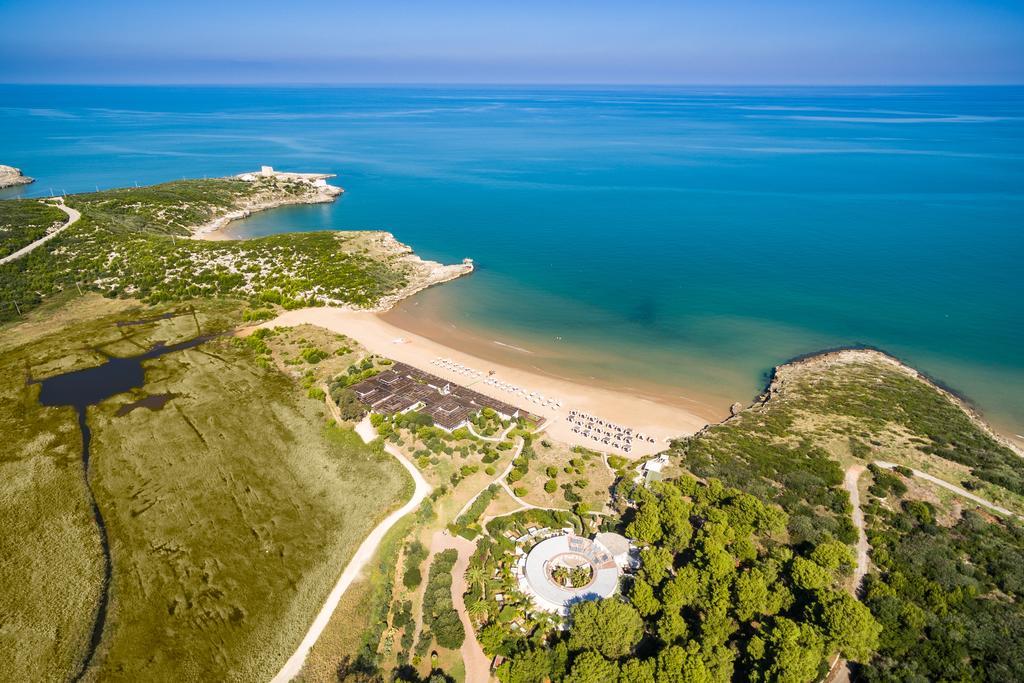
34, 333, 210, 680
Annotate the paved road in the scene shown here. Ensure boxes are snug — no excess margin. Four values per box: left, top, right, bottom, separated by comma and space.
0, 199, 80, 265
270, 416, 432, 683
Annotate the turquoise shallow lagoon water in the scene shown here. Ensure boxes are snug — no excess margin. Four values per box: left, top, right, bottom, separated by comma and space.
2, 85, 1022, 436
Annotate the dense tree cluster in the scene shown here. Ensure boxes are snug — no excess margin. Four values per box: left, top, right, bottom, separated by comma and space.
861, 493, 1024, 681
491, 476, 879, 682
671, 413, 854, 548
421, 550, 465, 651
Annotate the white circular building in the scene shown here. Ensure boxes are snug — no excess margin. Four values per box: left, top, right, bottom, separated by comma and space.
518, 533, 631, 615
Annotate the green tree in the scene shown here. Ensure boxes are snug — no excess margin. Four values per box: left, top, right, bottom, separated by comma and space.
627, 500, 663, 544
734, 568, 771, 622
568, 599, 644, 659
662, 565, 699, 610
479, 623, 507, 656
564, 651, 620, 683
791, 556, 830, 591
619, 658, 657, 683
659, 487, 695, 551
466, 564, 486, 593
657, 610, 689, 645
809, 538, 854, 576
759, 617, 825, 683
630, 577, 661, 617
815, 591, 881, 662
657, 643, 712, 683
640, 545, 674, 585
499, 648, 551, 683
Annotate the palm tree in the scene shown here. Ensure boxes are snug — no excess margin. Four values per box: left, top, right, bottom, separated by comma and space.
466, 563, 487, 592
467, 598, 489, 622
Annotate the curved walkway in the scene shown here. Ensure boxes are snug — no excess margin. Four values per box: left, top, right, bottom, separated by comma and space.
0, 199, 80, 265
425, 531, 494, 683
454, 438, 525, 520
271, 416, 432, 683
466, 423, 515, 443
875, 461, 1021, 519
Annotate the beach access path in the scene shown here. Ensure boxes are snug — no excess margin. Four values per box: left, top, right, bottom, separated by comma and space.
0, 199, 80, 265
270, 415, 431, 683
826, 459, 1021, 683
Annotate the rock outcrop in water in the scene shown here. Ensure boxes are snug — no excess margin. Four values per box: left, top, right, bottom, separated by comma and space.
0, 165, 34, 189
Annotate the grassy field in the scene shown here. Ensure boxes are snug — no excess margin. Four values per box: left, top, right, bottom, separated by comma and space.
0, 295, 120, 679
0, 294, 412, 681
0, 198, 66, 258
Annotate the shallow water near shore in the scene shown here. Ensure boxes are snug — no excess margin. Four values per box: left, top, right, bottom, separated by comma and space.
2, 84, 1022, 441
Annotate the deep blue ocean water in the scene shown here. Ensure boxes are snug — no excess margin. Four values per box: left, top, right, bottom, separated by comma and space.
2, 85, 1022, 436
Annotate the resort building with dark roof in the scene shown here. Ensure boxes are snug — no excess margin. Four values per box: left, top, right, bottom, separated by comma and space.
350, 361, 540, 431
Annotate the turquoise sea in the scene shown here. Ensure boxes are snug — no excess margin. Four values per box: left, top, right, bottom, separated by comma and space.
2, 85, 1022, 437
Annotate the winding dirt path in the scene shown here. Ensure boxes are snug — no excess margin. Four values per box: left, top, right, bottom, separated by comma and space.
875, 461, 1021, 519
270, 416, 432, 683
844, 465, 870, 592
0, 199, 80, 265
824, 465, 870, 683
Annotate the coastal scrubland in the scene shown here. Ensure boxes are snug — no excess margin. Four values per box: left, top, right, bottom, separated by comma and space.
0, 176, 469, 322
0, 294, 411, 681
860, 467, 1024, 681
0, 198, 66, 258
671, 351, 1024, 548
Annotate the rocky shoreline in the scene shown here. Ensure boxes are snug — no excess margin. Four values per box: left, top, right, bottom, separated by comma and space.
0, 165, 34, 189
192, 174, 343, 240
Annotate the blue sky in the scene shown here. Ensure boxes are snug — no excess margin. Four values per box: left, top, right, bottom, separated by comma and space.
1, 0, 1022, 84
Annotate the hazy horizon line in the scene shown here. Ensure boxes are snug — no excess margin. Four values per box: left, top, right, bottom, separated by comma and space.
3, 81, 1023, 88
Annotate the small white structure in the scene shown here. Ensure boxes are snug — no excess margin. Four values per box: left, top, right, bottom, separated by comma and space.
260, 165, 275, 176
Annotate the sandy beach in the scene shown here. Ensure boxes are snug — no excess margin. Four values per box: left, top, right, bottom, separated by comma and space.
265, 307, 712, 457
